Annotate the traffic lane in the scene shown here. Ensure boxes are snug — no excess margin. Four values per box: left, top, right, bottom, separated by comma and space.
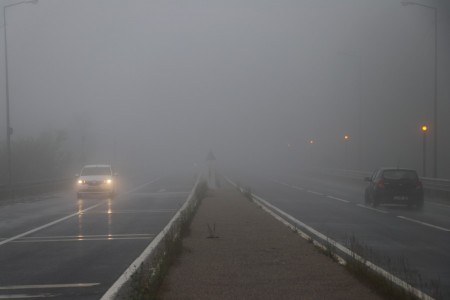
0, 193, 80, 239
279, 173, 450, 231
0, 175, 163, 241
0, 175, 194, 299
231, 173, 450, 296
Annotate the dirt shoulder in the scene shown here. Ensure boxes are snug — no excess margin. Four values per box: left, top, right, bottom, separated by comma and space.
157, 187, 383, 300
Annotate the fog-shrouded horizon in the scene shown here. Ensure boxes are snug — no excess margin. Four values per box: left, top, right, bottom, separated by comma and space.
1, 0, 449, 180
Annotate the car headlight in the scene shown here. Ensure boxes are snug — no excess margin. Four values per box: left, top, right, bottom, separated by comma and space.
77, 180, 84, 184
106, 179, 112, 184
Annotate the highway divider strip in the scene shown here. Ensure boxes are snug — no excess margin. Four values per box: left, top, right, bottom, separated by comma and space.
225, 176, 434, 300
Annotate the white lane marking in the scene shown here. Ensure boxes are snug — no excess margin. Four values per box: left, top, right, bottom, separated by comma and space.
292, 186, 304, 191
357, 204, 389, 214
427, 202, 450, 209
0, 283, 99, 290
307, 190, 324, 196
241, 188, 434, 300
17, 234, 153, 239
0, 179, 160, 248
11, 234, 156, 243
0, 202, 104, 247
326, 195, 350, 203
131, 192, 190, 197
123, 177, 163, 195
0, 294, 56, 299
100, 175, 201, 300
397, 216, 450, 232
94, 209, 177, 214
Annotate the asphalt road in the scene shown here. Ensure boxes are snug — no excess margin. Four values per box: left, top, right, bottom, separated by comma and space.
229, 170, 450, 299
0, 174, 195, 299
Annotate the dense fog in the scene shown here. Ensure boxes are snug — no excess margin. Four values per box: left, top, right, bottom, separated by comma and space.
1, 0, 449, 181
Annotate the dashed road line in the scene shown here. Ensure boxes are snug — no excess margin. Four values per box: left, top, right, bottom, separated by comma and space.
357, 204, 389, 214
292, 186, 304, 191
307, 190, 324, 196
397, 216, 450, 232
326, 195, 350, 203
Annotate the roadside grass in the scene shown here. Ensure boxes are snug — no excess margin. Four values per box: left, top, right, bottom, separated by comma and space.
344, 235, 442, 300
235, 184, 443, 300
124, 181, 207, 300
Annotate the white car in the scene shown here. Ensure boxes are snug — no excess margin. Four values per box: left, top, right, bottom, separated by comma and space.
76, 164, 117, 198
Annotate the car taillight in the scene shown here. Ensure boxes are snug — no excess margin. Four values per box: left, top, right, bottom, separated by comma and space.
377, 179, 385, 189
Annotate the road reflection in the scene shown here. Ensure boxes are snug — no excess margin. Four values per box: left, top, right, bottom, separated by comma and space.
77, 198, 84, 240
76, 197, 113, 241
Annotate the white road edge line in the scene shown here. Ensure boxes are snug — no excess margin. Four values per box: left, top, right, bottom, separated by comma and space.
356, 204, 389, 214
0, 283, 99, 290
224, 177, 434, 300
326, 195, 350, 203
397, 216, 450, 232
0, 178, 160, 248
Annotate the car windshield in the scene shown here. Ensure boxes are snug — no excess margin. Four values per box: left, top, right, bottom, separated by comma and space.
81, 167, 111, 176
382, 170, 418, 180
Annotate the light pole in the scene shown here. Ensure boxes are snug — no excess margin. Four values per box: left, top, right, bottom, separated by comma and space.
308, 139, 314, 167
338, 51, 363, 170
401, 1, 438, 178
344, 134, 350, 170
3, 0, 38, 190
421, 125, 428, 177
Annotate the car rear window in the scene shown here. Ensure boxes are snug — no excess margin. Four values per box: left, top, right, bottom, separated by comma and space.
382, 170, 418, 180
81, 167, 111, 176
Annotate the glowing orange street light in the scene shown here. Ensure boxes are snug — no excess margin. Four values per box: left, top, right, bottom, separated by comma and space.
343, 134, 350, 169
421, 124, 428, 176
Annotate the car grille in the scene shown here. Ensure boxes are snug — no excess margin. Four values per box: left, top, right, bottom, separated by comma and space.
87, 181, 102, 186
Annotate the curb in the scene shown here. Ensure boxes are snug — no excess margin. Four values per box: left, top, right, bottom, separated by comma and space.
100, 175, 201, 299
225, 176, 434, 300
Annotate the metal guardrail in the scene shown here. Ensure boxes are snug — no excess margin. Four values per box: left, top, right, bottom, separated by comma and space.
0, 178, 72, 200
314, 167, 450, 200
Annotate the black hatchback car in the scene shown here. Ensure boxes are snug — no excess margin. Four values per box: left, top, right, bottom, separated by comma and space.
364, 168, 424, 209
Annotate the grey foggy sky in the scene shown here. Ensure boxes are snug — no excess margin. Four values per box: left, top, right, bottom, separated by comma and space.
1, 0, 449, 176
